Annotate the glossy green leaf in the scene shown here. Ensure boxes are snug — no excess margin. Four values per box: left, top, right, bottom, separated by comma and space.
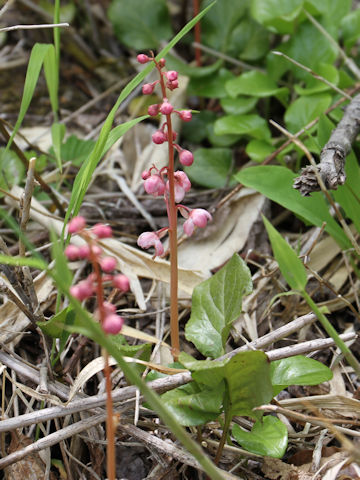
232, 416, 288, 458
235, 166, 350, 249
294, 64, 339, 96
245, 139, 274, 163
181, 351, 273, 421
52, 134, 95, 167
185, 254, 252, 358
0, 148, 25, 196
229, 17, 269, 61
108, 0, 172, 50
161, 381, 224, 426
220, 97, 258, 115
271, 355, 333, 396
201, 0, 248, 51
251, 0, 303, 33
185, 148, 235, 188
38, 306, 75, 352
341, 9, 360, 48
214, 114, 271, 140
165, 56, 222, 78
226, 71, 286, 98
317, 114, 335, 148
51, 122, 65, 171
50, 229, 73, 292
263, 216, 307, 291
285, 93, 332, 133
189, 68, 235, 98
43, 44, 59, 115
182, 111, 216, 143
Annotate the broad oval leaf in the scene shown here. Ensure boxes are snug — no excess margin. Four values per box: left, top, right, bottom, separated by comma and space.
271, 355, 333, 396
226, 71, 285, 98
185, 254, 252, 358
263, 216, 307, 291
232, 416, 288, 458
214, 114, 271, 140
285, 93, 332, 133
250, 0, 303, 33
185, 148, 235, 188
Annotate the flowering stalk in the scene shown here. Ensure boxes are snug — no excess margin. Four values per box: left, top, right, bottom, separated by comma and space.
65, 216, 130, 480
137, 53, 212, 359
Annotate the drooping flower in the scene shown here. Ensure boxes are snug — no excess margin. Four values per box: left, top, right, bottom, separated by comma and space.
137, 231, 164, 256
183, 208, 212, 237
144, 174, 165, 197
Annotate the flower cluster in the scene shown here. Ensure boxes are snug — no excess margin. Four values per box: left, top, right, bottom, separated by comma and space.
65, 216, 130, 335
136, 53, 212, 257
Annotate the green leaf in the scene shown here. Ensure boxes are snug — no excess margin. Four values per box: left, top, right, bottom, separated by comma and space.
271, 356, 333, 396
182, 111, 216, 143
43, 44, 59, 115
181, 351, 273, 421
235, 166, 350, 249
185, 148, 235, 188
165, 56, 223, 79
341, 9, 360, 48
50, 230, 73, 291
0, 148, 25, 196
108, 0, 172, 50
51, 122, 65, 171
251, 0, 304, 33
38, 306, 75, 352
189, 68, 235, 98
294, 64, 339, 96
214, 114, 271, 140
0, 253, 47, 270
226, 71, 286, 98
201, 0, 248, 51
67, 3, 216, 223
6, 43, 54, 152
285, 93, 332, 133
161, 381, 224, 426
263, 215, 307, 291
102, 116, 148, 155
229, 17, 270, 61
220, 97, 258, 115
232, 416, 288, 458
185, 254, 252, 358
317, 114, 335, 148
51, 134, 95, 167
245, 139, 274, 163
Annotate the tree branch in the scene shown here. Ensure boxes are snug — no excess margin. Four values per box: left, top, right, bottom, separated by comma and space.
294, 94, 360, 196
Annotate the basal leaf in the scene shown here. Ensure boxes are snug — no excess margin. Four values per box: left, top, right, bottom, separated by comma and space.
263, 216, 307, 291
235, 166, 350, 249
251, 0, 304, 33
285, 93, 332, 133
185, 254, 252, 358
245, 139, 274, 163
233, 416, 288, 458
185, 148, 235, 188
214, 114, 271, 140
226, 71, 286, 98
271, 355, 333, 396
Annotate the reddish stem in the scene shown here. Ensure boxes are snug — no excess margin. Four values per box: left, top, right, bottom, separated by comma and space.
193, 0, 202, 66
88, 236, 116, 480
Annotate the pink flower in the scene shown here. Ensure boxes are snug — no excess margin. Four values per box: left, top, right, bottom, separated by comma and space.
65, 244, 80, 261
137, 54, 150, 64
183, 209, 212, 237
152, 130, 167, 144
78, 244, 91, 259
112, 274, 130, 292
103, 314, 124, 335
141, 170, 151, 180
68, 216, 86, 234
142, 83, 155, 95
148, 104, 159, 116
100, 256, 117, 273
92, 223, 112, 239
166, 79, 178, 90
137, 231, 164, 257
158, 58, 166, 68
179, 149, 194, 166
159, 101, 174, 115
144, 174, 165, 197
178, 110, 192, 122
166, 70, 178, 81
166, 171, 191, 203
70, 280, 94, 301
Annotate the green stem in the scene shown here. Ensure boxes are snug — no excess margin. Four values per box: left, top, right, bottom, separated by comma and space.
214, 409, 231, 465
302, 290, 360, 377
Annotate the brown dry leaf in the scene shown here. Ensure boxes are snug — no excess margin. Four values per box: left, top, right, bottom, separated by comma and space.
178, 189, 266, 273
261, 457, 312, 480
4, 432, 55, 480
0, 271, 54, 345
280, 394, 360, 420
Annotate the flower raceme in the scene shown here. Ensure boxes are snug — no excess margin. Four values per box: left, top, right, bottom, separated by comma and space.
65, 216, 129, 335
136, 53, 212, 257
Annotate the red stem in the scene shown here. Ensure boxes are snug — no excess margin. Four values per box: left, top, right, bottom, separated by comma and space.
88, 236, 116, 480
156, 61, 180, 360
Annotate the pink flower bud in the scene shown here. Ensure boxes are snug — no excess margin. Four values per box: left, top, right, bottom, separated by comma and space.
148, 104, 160, 116
174, 171, 191, 192
152, 130, 167, 144
68, 216, 86, 234
90, 245, 102, 257
112, 274, 130, 292
178, 110, 192, 122
183, 209, 212, 237
65, 244, 80, 261
78, 244, 91, 259
142, 170, 151, 180
159, 101, 174, 115
144, 175, 165, 197
103, 301, 116, 314
137, 231, 164, 257
166, 70, 178, 81
166, 79, 178, 90
142, 83, 154, 95
103, 314, 124, 335
92, 223, 113, 239
137, 54, 149, 64
158, 58, 166, 68
179, 149, 194, 166
70, 280, 94, 301
100, 256, 117, 273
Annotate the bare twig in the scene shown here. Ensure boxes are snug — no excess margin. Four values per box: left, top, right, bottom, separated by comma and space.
0, 22, 69, 32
